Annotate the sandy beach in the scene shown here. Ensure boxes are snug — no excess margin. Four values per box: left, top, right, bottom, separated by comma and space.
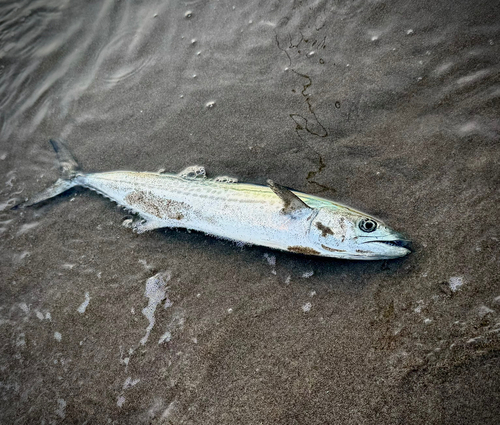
1, 0, 499, 423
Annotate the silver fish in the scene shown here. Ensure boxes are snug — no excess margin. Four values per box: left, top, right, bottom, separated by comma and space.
18, 139, 410, 260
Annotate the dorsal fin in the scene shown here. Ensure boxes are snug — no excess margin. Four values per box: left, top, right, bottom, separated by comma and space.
267, 180, 311, 214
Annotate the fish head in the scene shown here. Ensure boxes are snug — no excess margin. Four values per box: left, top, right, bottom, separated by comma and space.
308, 207, 411, 260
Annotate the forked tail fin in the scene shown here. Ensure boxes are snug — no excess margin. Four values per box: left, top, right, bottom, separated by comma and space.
50, 138, 80, 180
13, 139, 82, 209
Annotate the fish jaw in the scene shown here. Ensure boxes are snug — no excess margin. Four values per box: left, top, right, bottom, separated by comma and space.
354, 241, 411, 260
316, 241, 410, 260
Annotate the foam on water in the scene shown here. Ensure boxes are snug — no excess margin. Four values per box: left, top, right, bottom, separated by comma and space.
159, 330, 172, 344
77, 291, 90, 314
449, 276, 465, 292
55, 399, 66, 419
117, 395, 126, 408
302, 302, 312, 313
140, 271, 172, 345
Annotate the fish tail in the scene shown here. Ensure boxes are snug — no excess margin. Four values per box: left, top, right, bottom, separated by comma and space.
13, 139, 82, 209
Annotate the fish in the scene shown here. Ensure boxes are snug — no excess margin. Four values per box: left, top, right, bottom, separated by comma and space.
16, 139, 411, 260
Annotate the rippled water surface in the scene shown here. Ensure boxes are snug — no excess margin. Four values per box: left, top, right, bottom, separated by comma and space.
1, 0, 499, 423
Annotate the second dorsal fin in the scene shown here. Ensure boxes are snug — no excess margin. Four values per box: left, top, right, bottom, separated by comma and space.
267, 180, 311, 214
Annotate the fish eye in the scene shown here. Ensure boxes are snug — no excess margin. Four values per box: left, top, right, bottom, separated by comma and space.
359, 218, 377, 233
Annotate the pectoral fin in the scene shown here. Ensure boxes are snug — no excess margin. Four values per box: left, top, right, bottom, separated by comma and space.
267, 180, 311, 214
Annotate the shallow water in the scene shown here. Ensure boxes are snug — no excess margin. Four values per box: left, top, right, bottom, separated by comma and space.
1, 0, 499, 423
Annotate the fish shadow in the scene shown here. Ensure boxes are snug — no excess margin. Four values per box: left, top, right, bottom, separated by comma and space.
151, 225, 412, 291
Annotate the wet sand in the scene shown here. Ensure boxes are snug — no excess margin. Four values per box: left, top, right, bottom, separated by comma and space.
1, 0, 499, 423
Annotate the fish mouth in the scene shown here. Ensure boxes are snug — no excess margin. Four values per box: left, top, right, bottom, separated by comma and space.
373, 239, 411, 249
